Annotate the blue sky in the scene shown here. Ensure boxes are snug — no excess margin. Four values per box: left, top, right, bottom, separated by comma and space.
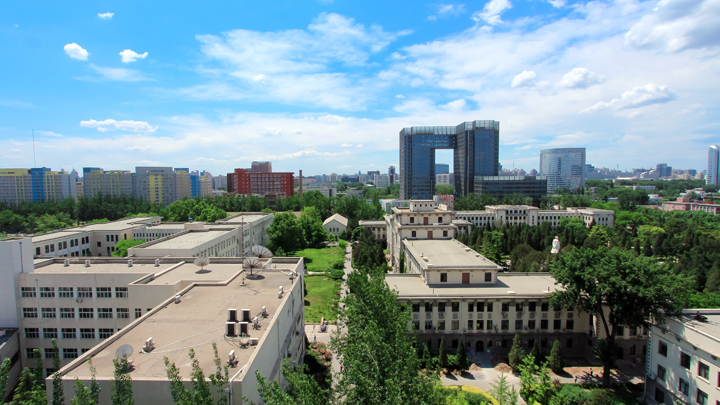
1, 0, 719, 177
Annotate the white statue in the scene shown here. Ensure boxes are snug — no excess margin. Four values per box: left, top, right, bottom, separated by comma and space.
551, 236, 561, 254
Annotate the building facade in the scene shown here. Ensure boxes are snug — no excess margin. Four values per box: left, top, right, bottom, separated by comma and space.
399, 121, 500, 200
707, 146, 719, 186
251, 161, 272, 173
0, 168, 78, 203
453, 205, 615, 229
83, 169, 134, 199
323, 214, 348, 238
227, 169, 295, 198
473, 176, 548, 206
539, 148, 586, 193
661, 198, 720, 215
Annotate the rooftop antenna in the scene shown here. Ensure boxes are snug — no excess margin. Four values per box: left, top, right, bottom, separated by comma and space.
32, 129, 36, 167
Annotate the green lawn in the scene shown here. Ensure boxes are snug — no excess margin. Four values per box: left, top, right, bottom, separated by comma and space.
304, 275, 341, 323
295, 246, 345, 271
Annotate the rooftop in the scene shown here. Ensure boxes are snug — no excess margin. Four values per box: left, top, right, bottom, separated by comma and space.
31, 230, 88, 243
141, 229, 236, 251
403, 239, 501, 270
33, 258, 171, 274
219, 213, 271, 224
659, 310, 720, 355
323, 214, 348, 227
386, 273, 559, 299
63, 267, 300, 380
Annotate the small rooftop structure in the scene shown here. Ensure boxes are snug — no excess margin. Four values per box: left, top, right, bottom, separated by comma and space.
323, 213, 348, 227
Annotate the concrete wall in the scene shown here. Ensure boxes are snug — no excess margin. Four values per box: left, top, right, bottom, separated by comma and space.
0, 238, 33, 328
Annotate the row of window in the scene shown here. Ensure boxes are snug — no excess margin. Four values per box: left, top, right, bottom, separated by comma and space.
39, 236, 90, 255
24, 307, 132, 319
21, 286, 128, 298
26, 347, 91, 362
24, 327, 116, 340
412, 301, 555, 313
657, 340, 718, 405
413, 318, 575, 332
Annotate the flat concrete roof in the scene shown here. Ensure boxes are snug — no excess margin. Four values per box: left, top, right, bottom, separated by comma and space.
144, 229, 235, 250
0, 328, 18, 350
221, 214, 270, 224
63, 270, 297, 380
674, 311, 720, 343
81, 218, 155, 232
386, 273, 559, 299
141, 224, 187, 229
147, 261, 244, 286
403, 239, 501, 270
33, 259, 172, 274
31, 230, 88, 243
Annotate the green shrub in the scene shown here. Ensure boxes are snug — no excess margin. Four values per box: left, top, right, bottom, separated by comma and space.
332, 260, 344, 270
338, 239, 348, 249
328, 268, 345, 280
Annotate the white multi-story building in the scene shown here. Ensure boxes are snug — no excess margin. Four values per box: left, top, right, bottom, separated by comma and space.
453, 205, 614, 230
645, 310, 720, 405
374, 174, 390, 189
304, 184, 336, 198
707, 145, 719, 186
539, 148, 586, 194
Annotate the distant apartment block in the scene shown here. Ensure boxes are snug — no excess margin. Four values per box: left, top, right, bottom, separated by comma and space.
84, 169, 134, 199
539, 148, 586, 193
0, 168, 78, 204
374, 174, 390, 188
227, 168, 294, 199
251, 161, 272, 173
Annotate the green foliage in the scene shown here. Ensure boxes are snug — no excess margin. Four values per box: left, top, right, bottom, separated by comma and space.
436, 184, 454, 195
529, 339, 541, 366
209, 343, 229, 405
456, 338, 469, 370
489, 374, 518, 405
518, 354, 553, 405
351, 227, 388, 271
111, 357, 135, 405
164, 199, 227, 222
454, 194, 497, 211
33, 348, 43, 390
508, 334, 523, 373
251, 360, 327, 405
303, 275, 341, 323
268, 211, 307, 253
328, 268, 345, 280
111, 239, 146, 257
438, 337, 448, 369
51, 339, 64, 405
12, 367, 47, 405
298, 207, 329, 248
72, 359, 101, 405
547, 340, 564, 374
0, 358, 11, 402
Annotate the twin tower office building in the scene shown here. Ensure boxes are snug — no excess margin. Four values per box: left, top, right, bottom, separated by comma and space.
399, 120, 585, 202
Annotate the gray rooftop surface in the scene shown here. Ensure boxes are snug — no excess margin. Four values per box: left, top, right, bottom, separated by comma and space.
31, 230, 88, 243
142, 229, 236, 250
146, 261, 245, 285
63, 269, 297, 380
403, 239, 501, 270
33, 259, 172, 274
386, 273, 559, 299
674, 311, 720, 344
221, 214, 270, 224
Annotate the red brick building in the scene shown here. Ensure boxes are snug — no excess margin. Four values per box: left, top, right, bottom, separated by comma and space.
227, 168, 294, 198
661, 198, 720, 215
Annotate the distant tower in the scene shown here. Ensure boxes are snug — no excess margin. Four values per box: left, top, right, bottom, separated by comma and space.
388, 165, 396, 184
707, 145, 720, 185
539, 148, 586, 194
298, 170, 303, 198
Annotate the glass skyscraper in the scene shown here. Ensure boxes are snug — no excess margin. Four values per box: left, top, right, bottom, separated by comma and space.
707, 145, 719, 186
539, 148, 586, 193
399, 121, 499, 200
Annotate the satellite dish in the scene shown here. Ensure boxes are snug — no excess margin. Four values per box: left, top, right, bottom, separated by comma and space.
243, 257, 263, 276
116, 344, 133, 359
251, 245, 273, 258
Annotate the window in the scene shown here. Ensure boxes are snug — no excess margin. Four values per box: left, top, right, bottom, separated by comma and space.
654, 388, 664, 403
440, 273, 447, 282
554, 320, 562, 330
541, 302, 549, 312
515, 320, 523, 330
412, 303, 420, 312
63, 348, 78, 359
438, 321, 445, 330
501, 302, 510, 312
501, 320, 509, 330
451, 302, 460, 312
58, 287, 73, 298
40, 287, 55, 298
77, 287, 92, 298
425, 302, 433, 312
425, 321, 433, 330
658, 341, 668, 357
451, 321, 460, 330
657, 364, 666, 380
60, 308, 75, 318
487, 303, 493, 312
486, 320, 493, 330
21, 287, 36, 298
23, 308, 38, 318
79, 308, 93, 319
467, 320, 473, 330
43, 328, 58, 339
697, 389, 707, 405
528, 320, 536, 330
80, 329, 95, 339
516, 303, 523, 312
443, 230, 448, 237
541, 320, 549, 330
476, 320, 484, 330
679, 378, 689, 396
529, 302, 537, 312
566, 320, 574, 330
26, 348, 37, 358
630, 345, 636, 355
98, 329, 114, 339
681, 352, 691, 369
410, 217, 415, 223
477, 302, 484, 312
468, 303, 474, 312
699, 362, 709, 379
36, 247, 41, 256
438, 302, 446, 312
117, 308, 129, 319
411, 231, 416, 237
485, 272, 492, 282
62, 328, 76, 339
98, 308, 113, 319
96, 287, 111, 298
25, 328, 39, 339
41, 308, 56, 318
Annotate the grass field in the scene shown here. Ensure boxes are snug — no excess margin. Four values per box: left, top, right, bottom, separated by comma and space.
295, 246, 345, 271
304, 275, 341, 323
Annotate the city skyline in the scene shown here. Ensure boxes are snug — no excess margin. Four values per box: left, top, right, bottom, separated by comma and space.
1, 0, 718, 175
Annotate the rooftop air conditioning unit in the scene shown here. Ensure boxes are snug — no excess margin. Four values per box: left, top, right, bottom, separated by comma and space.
174, 295, 181, 304
154, 259, 160, 267
144, 337, 155, 352
226, 322, 237, 336
241, 309, 251, 322
253, 317, 259, 328
64, 259, 70, 267
228, 350, 236, 363
261, 306, 268, 317
239, 322, 249, 336
228, 309, 238, 322
127, 259, 133, 267
249, 338, 259, 346
85, 260, 90, 267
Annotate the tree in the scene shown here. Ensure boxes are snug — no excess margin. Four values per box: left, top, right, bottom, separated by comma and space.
267, 212, 306, 253
489, 373, 518, 405
298, 207, 329, 248
518, 354, 553, 405
250, 360, 327, 405
0, 358, 11, 402
549, 246, 690, 387
52, 339, 64, 405
33, 348, 44, 389
508, 334, 523, 373
71, 360, 100, 405
209, 343, 229, 405
12, 367, 47, 405
111, 357, 135, 405
111, 239, 147, 257
456, 338, 469, 371
547, 340, 565, 374
438, 336, 448, 369
530, 339, 541, 366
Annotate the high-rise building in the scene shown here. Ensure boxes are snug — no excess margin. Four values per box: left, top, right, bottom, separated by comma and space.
83, 168, 134, 199
656, 163, 672, 178
399, 121, 500, 200
251, 161, 272, 173
539, 148, 586, 193
133, 167, 179, 206
82, 167, 103, 197
707, 145, 719, 186
388, 166, 396, 184
0, 169, 31, 203
435, 163, 450, 175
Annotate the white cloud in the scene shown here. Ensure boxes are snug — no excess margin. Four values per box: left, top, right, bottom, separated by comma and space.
582, 84, 677, 115
89, 64, 149, 81
430, 4, 467, 19
98, 12, 114, 19
547, 0, 565, 8
64, 43, 88, 61
252, 74, 266, 82
395, 94, 405, 98
125, 146, 150, 151
80, 119, 157, 133
37, 131, 63, 137
340, 143, 353, 147
625, 0, 720, 52
511, 70, 536, 88
119, 49, 148, 63
472, 0, 512, 25
557, 68, 602, 89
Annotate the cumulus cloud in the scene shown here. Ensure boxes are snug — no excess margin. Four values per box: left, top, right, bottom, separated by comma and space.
64, 43, 88, 60
547, 0, 565, 8
80, 119, 157, 133
625, 0, 720, 52
582, 84, 677, 115
429, 4, 467, 19
89, 64, 149, 81
472, 0, 512, 25
511, 70, 536, 88
98, 12, 114, 19
119, 49, 148, 63
557, 68, 602, 89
